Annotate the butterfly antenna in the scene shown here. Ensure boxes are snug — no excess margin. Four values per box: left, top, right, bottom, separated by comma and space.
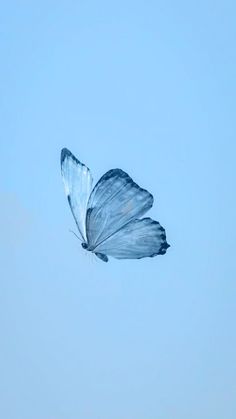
69, 230, 82, 242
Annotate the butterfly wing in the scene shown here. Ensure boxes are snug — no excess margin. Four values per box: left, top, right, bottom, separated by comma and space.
86, 169, 154, 248
94, 218, 170, 259
61, 148, 93, 241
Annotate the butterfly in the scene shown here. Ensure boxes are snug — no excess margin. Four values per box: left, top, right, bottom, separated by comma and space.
61, 148, 170, 262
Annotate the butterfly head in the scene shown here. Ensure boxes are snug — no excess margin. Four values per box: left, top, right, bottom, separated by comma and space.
81, 242, 88, 250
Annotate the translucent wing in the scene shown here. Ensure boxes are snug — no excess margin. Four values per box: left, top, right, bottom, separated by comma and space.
86, 169, 154, 248
61, 148, 93, 241
94, 218, 170, 259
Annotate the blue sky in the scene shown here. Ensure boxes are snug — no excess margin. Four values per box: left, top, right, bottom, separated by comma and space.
0, 1, 235, 418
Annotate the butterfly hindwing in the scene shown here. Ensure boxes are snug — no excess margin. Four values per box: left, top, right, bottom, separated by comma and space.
86, 169, 154, 249
94, 218, 170, 259
61, 148, 93, 242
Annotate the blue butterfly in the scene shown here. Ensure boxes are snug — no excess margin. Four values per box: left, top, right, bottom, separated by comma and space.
61, 148, 170, 262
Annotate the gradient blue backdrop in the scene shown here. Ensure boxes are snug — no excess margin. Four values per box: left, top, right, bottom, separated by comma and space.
1, 1, 235, 418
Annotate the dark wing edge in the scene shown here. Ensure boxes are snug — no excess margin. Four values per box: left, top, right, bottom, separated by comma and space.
61, 148, 87, 170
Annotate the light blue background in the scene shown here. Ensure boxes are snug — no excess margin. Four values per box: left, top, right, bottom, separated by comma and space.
1, 1, 235, 418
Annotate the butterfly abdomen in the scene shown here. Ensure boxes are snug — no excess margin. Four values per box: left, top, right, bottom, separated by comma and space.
95, 253, 109, 263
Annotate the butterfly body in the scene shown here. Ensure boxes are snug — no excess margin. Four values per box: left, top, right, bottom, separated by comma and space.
61, 148, 170, 262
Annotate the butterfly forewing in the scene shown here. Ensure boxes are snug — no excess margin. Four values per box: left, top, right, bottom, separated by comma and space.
61, 148, 93, 241
86, 169, 154, 248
